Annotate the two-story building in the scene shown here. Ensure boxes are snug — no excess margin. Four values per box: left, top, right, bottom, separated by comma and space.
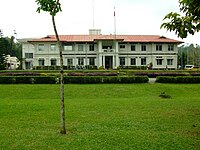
19, 29, 182, 70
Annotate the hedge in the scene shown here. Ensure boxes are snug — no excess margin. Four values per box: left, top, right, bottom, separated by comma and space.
0, 76, 56, 84
156, 76, 200, 83
64, 76, 149, 84
67, 72, 118, 76
118, 66, 147, 70
0, 76, 148, 84
32, 65, 98, 70
134, 72, 189, 78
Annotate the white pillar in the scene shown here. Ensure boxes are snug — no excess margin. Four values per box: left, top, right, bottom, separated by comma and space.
116, 55, 119, 67
98, 54, 103, 67
98, 41, 102, 53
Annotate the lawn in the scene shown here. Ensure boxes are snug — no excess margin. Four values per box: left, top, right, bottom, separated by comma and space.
0, 84, 199, 150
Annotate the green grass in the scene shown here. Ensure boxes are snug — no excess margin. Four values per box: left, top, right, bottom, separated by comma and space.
0, 84, 200, 150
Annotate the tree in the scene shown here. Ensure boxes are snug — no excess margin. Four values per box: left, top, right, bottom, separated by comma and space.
178, 44, 200, 67
0, 36, 22, 70
161, 0, 200, 38
35, 0, 66, 134
0, 37, 6, 70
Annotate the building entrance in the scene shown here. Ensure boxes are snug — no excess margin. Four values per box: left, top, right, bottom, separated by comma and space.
105, 56, 113, 69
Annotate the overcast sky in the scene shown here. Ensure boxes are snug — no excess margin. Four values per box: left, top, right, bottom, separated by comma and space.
0, 0, 199, 44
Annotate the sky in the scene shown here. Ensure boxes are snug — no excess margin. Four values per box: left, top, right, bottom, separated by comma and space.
0, 0, 199, 44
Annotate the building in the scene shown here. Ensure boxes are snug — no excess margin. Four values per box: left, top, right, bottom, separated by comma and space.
18, 38, 35, 70
19, 29, 183, 70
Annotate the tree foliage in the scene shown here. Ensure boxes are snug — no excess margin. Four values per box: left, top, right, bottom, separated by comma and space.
161, 0, 200, 38
36, 0, 62, 16
0, 36, 22, 70
178, 44, 200, 67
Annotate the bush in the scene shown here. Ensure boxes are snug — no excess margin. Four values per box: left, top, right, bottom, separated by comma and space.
0, 76, 57, 84
0, 72, 40, 76
63, 66, 75, 70
0, 77, 16, 84
15, 77, 33, 84
134, 72, 189, 78
64, 76, 102, 84
64, 76, 148, 84
156, 76, 200, 83
0, 76, 149, 84
85, 65, 98, 70
190, 72, 200, 76
33, 76, 56, 84
119, 66, 147, 70
33, 66, 60, 70
67, 72, 118, 76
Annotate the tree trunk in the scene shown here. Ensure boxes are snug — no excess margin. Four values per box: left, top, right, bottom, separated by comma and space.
52, 15, 66, 134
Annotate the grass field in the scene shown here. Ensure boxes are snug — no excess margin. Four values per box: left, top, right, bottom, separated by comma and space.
0, 84, 200, 150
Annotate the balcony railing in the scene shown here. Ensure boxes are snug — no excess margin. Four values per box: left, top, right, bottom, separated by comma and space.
103, 49, 114, 52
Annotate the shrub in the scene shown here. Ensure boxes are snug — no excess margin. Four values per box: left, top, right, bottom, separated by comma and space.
156, 76, 176, 83
64, 76, 148, 84
134, 72, 189, 78
85, 65, 98, 70
159, 92, 171, 99
190, 72, 200, 76
0, 76, 148, 84
156, 76, 200, 83
0, 77, 16, 84
63, 66, 75, 70
119, 66, 147, 70
67, 72, 118, 76
98, 66, 105, 70
33, 66, 60, 70
64, 76, 102, 84
33, 76, 56, 84
0, 76, 57, 84
15, 77, 33, 84
0, 72, 40, 76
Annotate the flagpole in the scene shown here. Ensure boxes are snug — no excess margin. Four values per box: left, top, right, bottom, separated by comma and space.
114, 7, 116, 39
92, 0, 95, 28
114, 6, 117, 68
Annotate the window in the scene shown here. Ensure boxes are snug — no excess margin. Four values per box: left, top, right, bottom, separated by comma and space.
141, 44, 146, 51
120, 45, 126, 49
50, 44, 56, 51
38, 44, 44, 51
89, 44, 94, 51
51, 59, 57, 66
119, 57, 125, 66
25, 53, 33, 58
78, 45, 84, 51
156, 44, 162, 51
67, 58, 73, 66
64, 45, 73, 51
38, 59, 44, 66
131, 58, 136, 65
156, 59, 163, 65
89, 58, 95, 65
78, 58, 84, 65
168, 44, 174, 51
131, 44, 136, 51
141, 58, 146, 65
167, 59, 173, 65
25, 62, 31, 69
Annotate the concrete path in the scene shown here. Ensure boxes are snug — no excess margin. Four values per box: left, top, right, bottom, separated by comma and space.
148, 78, 156, 83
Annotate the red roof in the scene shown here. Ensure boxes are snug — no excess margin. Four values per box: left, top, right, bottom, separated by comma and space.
29, 35, 183, 43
